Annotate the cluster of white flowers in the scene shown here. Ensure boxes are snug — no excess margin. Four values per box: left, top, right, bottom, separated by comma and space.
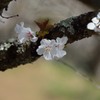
36, 37, 68, 60
87, 12, 100, 32
15, 22, 38, 44
14, 22, 68, 60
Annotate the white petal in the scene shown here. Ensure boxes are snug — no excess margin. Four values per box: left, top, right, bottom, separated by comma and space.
21, 28, 30, 35
26, 27, 33, 33
19, 38, 26, 43
56, 37, 61, 43
18, 32, 26, 40
56, 37, 68, 45
97, 12, 100, 19
15, 24, 22, 34
41, 39, 51, 45
55, 49, 66, 58
36, 46, 45, 55
43, 51, 53, 60
40, 39, 47, 45
87, 22, 96, 30
51, 47, 57, 56
31, 36, 38, 42
50, 40, 56, 46
92, 17, 99, 24
58, 45, 65, 50
15, 22, 25, 34
61, 37, 68, 44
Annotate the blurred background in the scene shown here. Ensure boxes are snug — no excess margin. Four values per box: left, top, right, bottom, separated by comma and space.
0, 0, 100, 100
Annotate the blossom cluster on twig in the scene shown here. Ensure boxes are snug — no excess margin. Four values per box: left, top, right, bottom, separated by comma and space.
14, 22, 68, 60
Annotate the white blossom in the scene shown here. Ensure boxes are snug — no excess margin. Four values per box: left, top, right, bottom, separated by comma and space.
54, 37, 68, 58
15, 22, 38, 43
36, 36, 68, 60
87, 12, 100, 32
36, 39, 56, 60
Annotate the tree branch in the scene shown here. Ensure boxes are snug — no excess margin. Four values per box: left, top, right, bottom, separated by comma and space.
0, 10, 99, 71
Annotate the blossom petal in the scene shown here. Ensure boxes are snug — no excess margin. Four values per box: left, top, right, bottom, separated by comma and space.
61, 37, 68, 44
87, 22, 96, 30
36, 46, 45, 55
19, 38, 26, 43
56, 37, 61, 43
18, 32, 26, 41
97, 12, 100, 19
40, 39, 48, 45
43, 51, 53, 60
92, 17, 99, 24
15, 22, 25, 33
41, 39, 52, 46
55, 49, 67, 58
26, 27, 34, 34
31, 36, 38, 42
15, 24, 22, 34
59, 45, 65, 50
50, 40, 56, 46
56, 37, 68, 45
51, 47, 57, 56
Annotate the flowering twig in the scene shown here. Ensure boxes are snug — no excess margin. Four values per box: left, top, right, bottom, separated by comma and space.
0, 10, 99, 71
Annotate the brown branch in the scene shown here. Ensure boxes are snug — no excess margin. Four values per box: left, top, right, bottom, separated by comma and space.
0, 10, 99, 71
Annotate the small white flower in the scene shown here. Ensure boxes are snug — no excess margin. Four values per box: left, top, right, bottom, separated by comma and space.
87, 12, 100, 32
54, 37, 68, 58
15, 22, 38, 43
36, 39, 56, 60
36, 36, 68, 60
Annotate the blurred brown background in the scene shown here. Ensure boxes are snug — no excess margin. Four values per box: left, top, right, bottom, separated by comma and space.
0, 0, 100, 100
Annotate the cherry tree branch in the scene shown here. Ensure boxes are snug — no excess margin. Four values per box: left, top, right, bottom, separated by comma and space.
0, 0, 99, 71
0, 10, 99, 71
